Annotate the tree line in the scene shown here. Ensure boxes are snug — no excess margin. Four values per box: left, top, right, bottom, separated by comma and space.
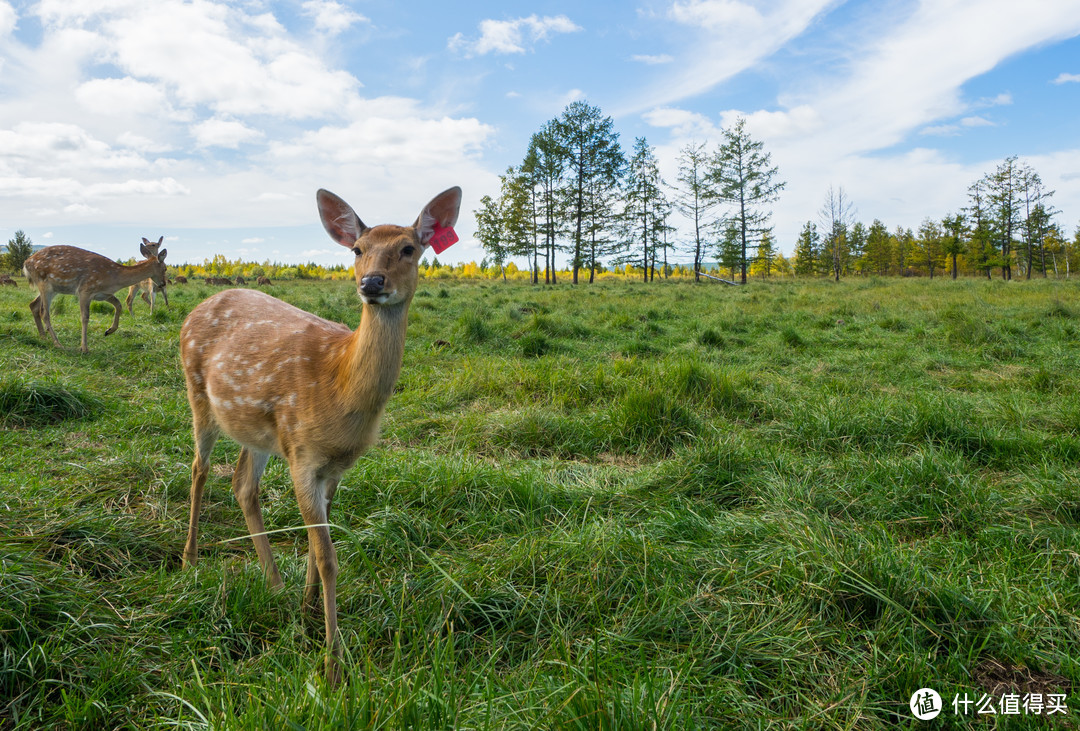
476, 101, 1078, 283
794, 157, 1077, 280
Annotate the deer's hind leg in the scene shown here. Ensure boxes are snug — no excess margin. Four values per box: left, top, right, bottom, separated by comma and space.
101, 294, 123, 336
183, 406, 219, 569
232, 447, 283, 590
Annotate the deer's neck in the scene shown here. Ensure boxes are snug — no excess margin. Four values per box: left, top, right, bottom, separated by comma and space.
113, 258, 158, 286
332, 303, 409, 412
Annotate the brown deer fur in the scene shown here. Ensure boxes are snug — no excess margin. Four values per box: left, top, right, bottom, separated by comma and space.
179, 186, 461, 685
24, 244, 168, 353
125, 237, 169, 315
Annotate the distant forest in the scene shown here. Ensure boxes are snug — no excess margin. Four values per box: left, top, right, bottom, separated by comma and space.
474, 100, 1078, 284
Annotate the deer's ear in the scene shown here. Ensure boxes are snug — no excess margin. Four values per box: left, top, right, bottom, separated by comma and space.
158, 249, 167, 263
140, 243, 151, 258
157, 236, 163, 245
413, 187, 462, 247
317, 189, 368, 247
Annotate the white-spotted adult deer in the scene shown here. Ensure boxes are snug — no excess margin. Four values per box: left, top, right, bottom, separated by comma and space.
180, 186, 461, 685
125, 237, 169, 315
24, 243, 168, 353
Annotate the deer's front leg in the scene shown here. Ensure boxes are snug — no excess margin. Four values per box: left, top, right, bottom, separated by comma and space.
304, 478, 340, 613
293, 467, 341, 686
78, 295, 92, 353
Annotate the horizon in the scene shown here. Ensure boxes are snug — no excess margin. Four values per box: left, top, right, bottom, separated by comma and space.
2, 0, 1079, 267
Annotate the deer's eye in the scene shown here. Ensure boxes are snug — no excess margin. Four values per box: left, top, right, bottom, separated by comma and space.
352, 246, 363, 256
402, 245, 416, 257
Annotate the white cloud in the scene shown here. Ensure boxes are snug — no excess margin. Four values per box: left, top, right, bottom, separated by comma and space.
449, 14, 581, 57
976, 93, 1013, 107
191, 117, 264, 148
0, 1, 16, 37
669, 0, 765, 28
560, 88, 586, 107
301, 0, 368, 35
1052, 72, 1080, 84
75, 77, 170, 116
620, 0, 834, 113
116, 132, 173, 154
269, 108, 493, 167
299, 248, 341, 258
85, 177, 189, 197
642, 107, 719, 139
35, 1, 360, 120
920, 124, 960, 136
0, 122, 150, 172
631, 54, 673, 65
919, 116, 993, 137
63, 203, 102, 216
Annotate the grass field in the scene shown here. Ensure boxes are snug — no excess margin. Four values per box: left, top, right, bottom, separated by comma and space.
1, 273, 1079, 729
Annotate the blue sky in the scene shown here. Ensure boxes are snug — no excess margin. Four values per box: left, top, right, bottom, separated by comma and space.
1, 0, 1079, 266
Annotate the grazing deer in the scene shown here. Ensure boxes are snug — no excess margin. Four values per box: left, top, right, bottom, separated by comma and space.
180, 186, 461, 685
125, 237, 170, 315
234, 275, 247, 285
175, 275, 188, 284
24, 243, 168, 353
0, 274, 16, 286
256, 276, 271, 285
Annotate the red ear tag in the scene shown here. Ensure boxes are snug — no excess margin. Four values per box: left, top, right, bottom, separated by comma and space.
429, 223, 458, 254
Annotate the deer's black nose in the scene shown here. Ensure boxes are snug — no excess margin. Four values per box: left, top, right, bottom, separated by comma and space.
360, 274, 386, 296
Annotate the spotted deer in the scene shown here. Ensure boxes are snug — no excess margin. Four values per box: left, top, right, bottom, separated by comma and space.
180, 186, 461, 685
24, 243, 168, 353
125, 237, 169, 315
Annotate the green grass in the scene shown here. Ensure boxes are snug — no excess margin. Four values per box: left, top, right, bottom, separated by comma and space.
2, 275, 1079, 728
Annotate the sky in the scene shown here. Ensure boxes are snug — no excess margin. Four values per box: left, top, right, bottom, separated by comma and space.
2, 0, 1080, 267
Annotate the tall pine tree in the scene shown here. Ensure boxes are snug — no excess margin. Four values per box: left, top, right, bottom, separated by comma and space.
673, 141, 719, 282
555, 101, 624, 284
710, 118, 785, 284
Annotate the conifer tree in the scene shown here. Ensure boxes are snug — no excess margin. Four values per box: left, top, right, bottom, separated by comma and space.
793, 221, 819, 276
673, 141, 719, 281
555, 101, 624, 284
710, 118, 785, 284
941, 213, 965, 280
4, 230, 34, 273
620, 137, 667, 282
